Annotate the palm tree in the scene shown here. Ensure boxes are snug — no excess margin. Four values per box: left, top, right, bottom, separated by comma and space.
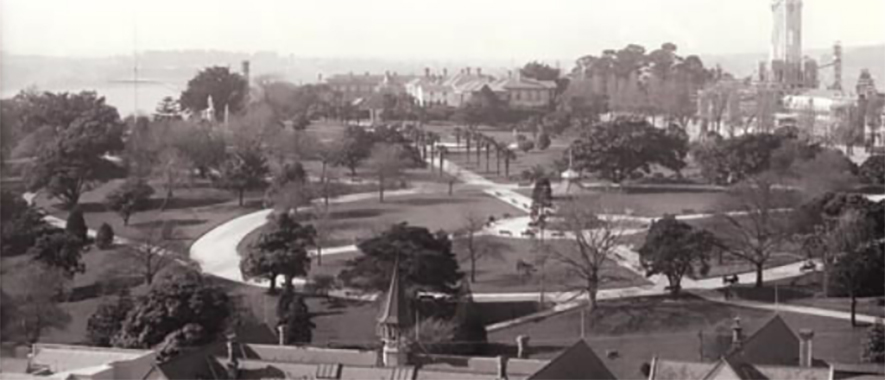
484, 136, 493, 173
502, 147, 516, 178
437, 146, 447, 176
475, 132, 482, 165
465, 130, 472, 163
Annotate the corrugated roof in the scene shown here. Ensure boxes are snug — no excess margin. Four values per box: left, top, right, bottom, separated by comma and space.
493, 76, 557, 90
650, 359, 717, 380
755, 365, 831, 380
29, 344, 152, 374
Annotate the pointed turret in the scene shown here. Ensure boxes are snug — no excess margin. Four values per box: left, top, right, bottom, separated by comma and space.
379, 259, 411, 367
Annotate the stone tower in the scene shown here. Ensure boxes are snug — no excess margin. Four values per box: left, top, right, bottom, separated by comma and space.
378, 260, 411, 367
770, 0, 803, 87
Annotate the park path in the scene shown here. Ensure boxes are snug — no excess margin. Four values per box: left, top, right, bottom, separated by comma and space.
189, 187, 424, 286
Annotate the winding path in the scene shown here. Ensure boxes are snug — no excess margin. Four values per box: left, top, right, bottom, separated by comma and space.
189, 188, 425, 287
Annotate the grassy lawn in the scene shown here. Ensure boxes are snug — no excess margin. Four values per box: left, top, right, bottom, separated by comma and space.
488, 294, 871, 379
544, 188, 733, 218
34, 178, 264, 247
455, 237, 650, 293
1, 245, 150, 345
239, 190, 523, 256
290, 236, 651, 294
726, 272, 885, 318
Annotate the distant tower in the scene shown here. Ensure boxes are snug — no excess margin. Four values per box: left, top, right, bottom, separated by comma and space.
241, 60, 251, 103
770, 0, 803, 87
831, 42, 843, 91
378, 260, 411, 367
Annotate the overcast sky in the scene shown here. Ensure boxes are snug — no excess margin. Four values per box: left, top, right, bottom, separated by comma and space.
2, 0, 883, 61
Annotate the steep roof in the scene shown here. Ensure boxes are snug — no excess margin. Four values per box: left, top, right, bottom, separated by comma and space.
728, 315, 801, 366
378, 261, 411, 326
528, 340, 616, 380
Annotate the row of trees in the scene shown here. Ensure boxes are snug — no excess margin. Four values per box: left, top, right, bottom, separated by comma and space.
568, 43, 713, 126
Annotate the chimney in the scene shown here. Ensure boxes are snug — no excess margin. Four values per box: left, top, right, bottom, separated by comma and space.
798, 329, 814, 367
225, 333, 239, 378
317, 73, 323, 82
466, 67, 472, 75
425, 67, 431, 77
508, 70, 512, 79
443, 68, 448, 77
477, 68, 482, 76
277, 324, 286, 346
496, 355, 508, 380
516, 335, 530, 359
731, 317, 743, 351
226, 335, 238, 363
365, 72, 370, 76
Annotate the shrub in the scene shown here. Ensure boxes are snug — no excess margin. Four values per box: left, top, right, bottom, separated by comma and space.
95, 223, 115, 249
65, 207, 88, 243
860, 155, 885, 185
518, 140, 535, 153
536, 132, 551, 150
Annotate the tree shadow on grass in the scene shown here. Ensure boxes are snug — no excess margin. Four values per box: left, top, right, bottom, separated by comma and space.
68, 275, 142, 302
129, 218, 207, 230
329, 208, 386, 220
391, 197, 473, 207
145, 196, 229, 211
68, 202, 107, 213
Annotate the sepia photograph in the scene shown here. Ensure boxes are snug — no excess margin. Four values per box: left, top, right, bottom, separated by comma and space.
0, 0, 884, 378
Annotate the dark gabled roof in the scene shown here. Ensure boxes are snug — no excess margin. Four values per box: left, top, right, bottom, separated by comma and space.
528, 340, 616, 380
378, 261, 411, 326
728, 315, 801, 366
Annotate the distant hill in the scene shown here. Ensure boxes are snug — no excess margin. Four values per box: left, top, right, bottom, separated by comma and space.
702, 44, 885, 93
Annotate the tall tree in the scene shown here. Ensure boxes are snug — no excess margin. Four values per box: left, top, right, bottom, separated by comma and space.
240, 212, 316, 292
87, 293, 134, 347
29, 231, 86, 278
276, 292, 315, 345
124, 222, 190, 286
113, 270, 231, 348
830, 211, 884, 326
455, 214, 504, 283
214, 142, 270, 206
548, 199, 625, 307
716, 176, 796, 287
639, 215, 719, 295
368, 143, 413, 202
105, 179, 155, 226
26, 92, 125, 208
332, 126, 374, 176
154, 96, 182, 121
1, 264, 72, 343
179, 66, 248, 121
1, 190, 57, 257
173, 123, 226, 178
340, 223, 462, 294
569, 117, 687, 183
